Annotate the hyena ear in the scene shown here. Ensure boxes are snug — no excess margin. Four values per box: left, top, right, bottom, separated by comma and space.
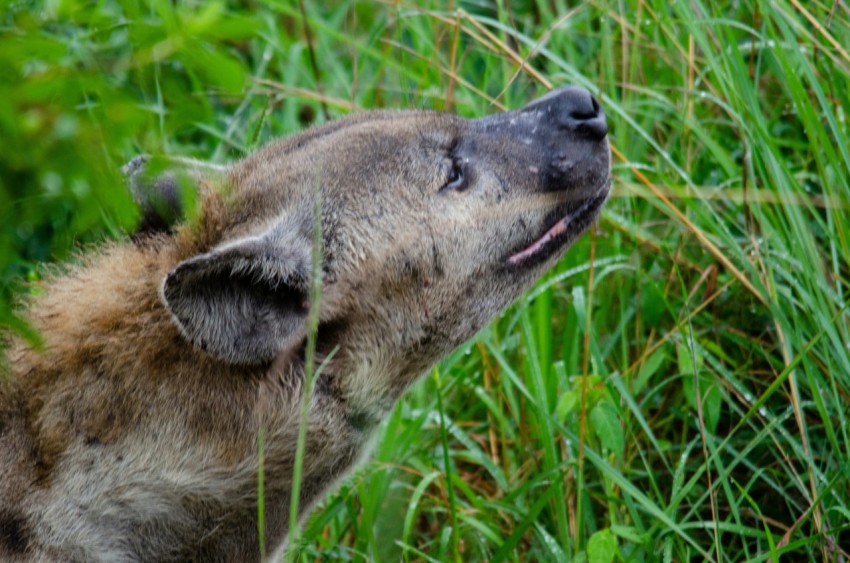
123, 155, 226, 237
160, 235, 312, 365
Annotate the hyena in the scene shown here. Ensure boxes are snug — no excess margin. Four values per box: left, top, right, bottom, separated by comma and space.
0, 86, 610, 561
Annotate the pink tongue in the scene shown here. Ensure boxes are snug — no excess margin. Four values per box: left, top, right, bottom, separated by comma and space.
507, 216, 570, 265
507, 193, 603, 265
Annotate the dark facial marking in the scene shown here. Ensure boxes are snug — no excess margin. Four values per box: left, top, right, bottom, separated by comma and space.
0, 510, 30, 555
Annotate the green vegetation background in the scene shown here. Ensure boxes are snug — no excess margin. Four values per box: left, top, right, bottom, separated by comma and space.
2, 1, 849, 561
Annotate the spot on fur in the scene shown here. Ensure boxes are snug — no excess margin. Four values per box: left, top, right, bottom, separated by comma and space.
0, 510, 30, 555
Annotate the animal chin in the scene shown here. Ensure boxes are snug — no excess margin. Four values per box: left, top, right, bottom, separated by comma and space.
507, 183, 609, 267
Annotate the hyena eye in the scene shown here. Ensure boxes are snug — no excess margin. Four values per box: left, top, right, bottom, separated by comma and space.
441, 160, 467, 192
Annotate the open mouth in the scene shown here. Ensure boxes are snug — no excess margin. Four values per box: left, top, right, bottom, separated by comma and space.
507, 179, 610, 267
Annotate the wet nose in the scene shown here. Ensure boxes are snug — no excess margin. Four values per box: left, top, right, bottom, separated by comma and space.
522, 86, 608, 141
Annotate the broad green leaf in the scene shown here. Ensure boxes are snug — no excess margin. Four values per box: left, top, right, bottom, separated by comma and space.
590, 401, 624, 456
557, 389, 579, 420
588, 528, 618, 563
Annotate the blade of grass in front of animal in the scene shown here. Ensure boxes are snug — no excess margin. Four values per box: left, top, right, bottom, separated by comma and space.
432, 366, 462, 563
285, 186, 325, 560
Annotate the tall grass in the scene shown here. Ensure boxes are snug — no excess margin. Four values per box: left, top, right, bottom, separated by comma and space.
2, 1, 848, 561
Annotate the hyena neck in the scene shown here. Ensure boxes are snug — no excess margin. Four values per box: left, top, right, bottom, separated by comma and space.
319, 316, 444, 431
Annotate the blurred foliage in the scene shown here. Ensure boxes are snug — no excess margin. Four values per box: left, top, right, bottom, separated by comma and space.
0, 0, 257, 338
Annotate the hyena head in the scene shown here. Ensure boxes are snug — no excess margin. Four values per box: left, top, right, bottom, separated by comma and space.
131, 86, 610, 417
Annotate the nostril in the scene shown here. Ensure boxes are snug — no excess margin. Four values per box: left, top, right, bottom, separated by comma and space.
573, 94, 607, 141
536, 87, 608, 141
514, 86, 610, 141
569, 108, 597, 120
562, 91, 607, 141
556, 87, 595, 117
565, 92, 599, 121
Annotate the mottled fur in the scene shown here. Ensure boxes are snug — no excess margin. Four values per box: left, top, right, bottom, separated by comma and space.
1, 87, 610, 561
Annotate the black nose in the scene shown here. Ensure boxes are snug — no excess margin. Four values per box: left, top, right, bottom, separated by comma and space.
522, 86, 608, 141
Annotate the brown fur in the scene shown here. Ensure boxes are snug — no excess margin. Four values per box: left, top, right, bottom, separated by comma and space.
1, 87, 610, 561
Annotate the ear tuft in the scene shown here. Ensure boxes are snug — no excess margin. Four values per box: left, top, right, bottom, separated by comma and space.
123, 155, 225, 238
124, 156, 185, 236
161, 237, 311, 365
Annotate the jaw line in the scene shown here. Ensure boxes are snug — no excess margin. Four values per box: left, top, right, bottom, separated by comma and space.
506, 179, 610, 266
